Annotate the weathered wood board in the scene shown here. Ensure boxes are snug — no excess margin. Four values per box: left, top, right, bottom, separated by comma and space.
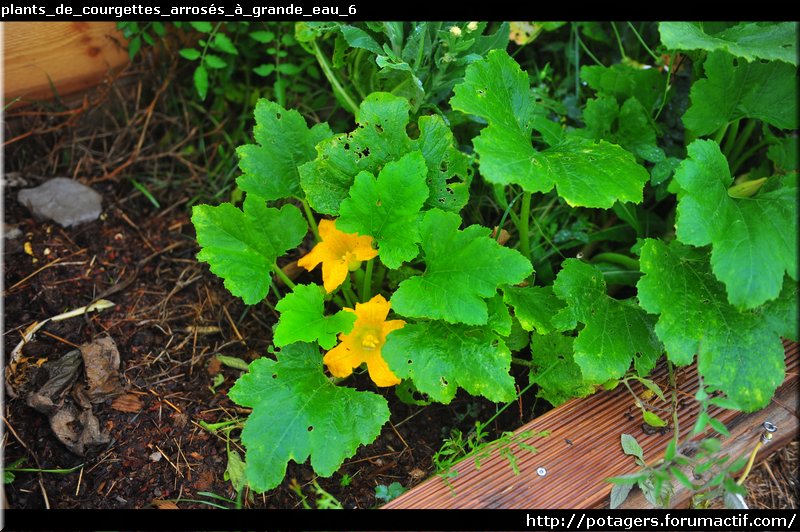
3, 22, 129, 105
384, 340, 798, 509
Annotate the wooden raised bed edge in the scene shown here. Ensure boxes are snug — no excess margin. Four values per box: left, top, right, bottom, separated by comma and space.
384, 340, 798, 509
3, 22, 129, 106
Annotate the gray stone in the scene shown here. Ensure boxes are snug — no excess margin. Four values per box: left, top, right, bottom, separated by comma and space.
17, 177, 103, 227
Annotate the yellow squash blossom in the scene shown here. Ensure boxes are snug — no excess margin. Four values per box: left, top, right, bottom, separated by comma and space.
324, 294, 404, 387
297, 219, 378, 293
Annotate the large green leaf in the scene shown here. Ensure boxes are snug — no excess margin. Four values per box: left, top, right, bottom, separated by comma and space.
391, 209, 532, 325
236, 99, 332, 201
529, 332, 594, 407
659, 22, 798, 66
637, 239, 796, 411
299, 93, 470, 214
682, 51, 798, 136
338, 152, 428, 268
229, 343, 389, 492
502, 285, 564, 335
451, 50, 649, 208
192, 198, 306, 304
273, 284, 356, 349
551, 259, 661, 383
383, 321, 515, 404
673, 139, 797, 308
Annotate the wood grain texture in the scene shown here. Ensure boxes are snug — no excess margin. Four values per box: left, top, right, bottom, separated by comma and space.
3, 22, 129, 105
383, 340, 798, 509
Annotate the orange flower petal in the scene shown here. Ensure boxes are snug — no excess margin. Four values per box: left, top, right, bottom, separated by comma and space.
323, 294, 404, 387
296, 219, 377, 293
323, 342, 357, 379
296, 245, 324, 272
322, 260, 350, 294
364, 354, 401, 387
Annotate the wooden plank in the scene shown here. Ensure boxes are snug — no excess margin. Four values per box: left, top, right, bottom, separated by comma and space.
383, 340, 798, 509
3, 22, 129, 105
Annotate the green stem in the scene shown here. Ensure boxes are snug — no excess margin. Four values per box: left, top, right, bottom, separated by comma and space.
199, 419, 242, 433
6, 465, 83, 475
362, 259, 374, 302
272, 263, 296, 290
483, 379, 537, 427
626, 22, 660, 63
653, 52, 673, 121
668, 360, 680, 441
713, 122, 729, 146
518, 191, 532, 263
722, 119, 741, 157
496, 192, 523, 242
373, 262, 387, 294
576, 37, 604, 67
268, 279, 283, 302
610, 22, 626, 59
300, 199, 320, 242
511, 356, 534, 367
312, 40, 360, 116
341, 276, 356, 308
729, 119, 757, 165
591, 252, 639, 270
731, 138, 769, 175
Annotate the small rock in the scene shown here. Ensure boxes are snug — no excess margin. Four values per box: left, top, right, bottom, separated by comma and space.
149, 451, 163, 462
17, 177, 103, 227
3, 224, 22, 240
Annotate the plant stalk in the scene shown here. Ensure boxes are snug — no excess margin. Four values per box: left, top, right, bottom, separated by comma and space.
272, 263, 296, 290
300, 199, 320, 242
362, 259, 374, 302
518, 191, 532, 263
312, 41, 360, 116
728, 119, 757, 166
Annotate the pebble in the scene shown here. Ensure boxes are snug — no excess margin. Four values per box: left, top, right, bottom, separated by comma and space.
3, 224, 22, 240
17, 177, 103, 227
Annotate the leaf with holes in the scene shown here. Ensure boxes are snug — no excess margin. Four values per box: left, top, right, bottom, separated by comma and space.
338, 152, 428, 268
551, 259, 661, 384
391, 209, 532, 325
299, 93, 470, 215
673, 139, 797, 308
228, 343, 389, 492
529, 332, 594, 406
451, 50, 650, 208
273, 284, 356, 349
682, 52, 798, 136
236, 100, 333, 201
382, 321, 515, 404
192, 198, 306, 305
659, 22, 798, 66
637, 239, 797, 411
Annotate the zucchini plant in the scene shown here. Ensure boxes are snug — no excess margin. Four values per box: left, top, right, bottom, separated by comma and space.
191, 21, 798, 493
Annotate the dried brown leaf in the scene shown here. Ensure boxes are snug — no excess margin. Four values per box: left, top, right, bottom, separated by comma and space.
111, 393, 143, 413
152, 499, 179, 510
